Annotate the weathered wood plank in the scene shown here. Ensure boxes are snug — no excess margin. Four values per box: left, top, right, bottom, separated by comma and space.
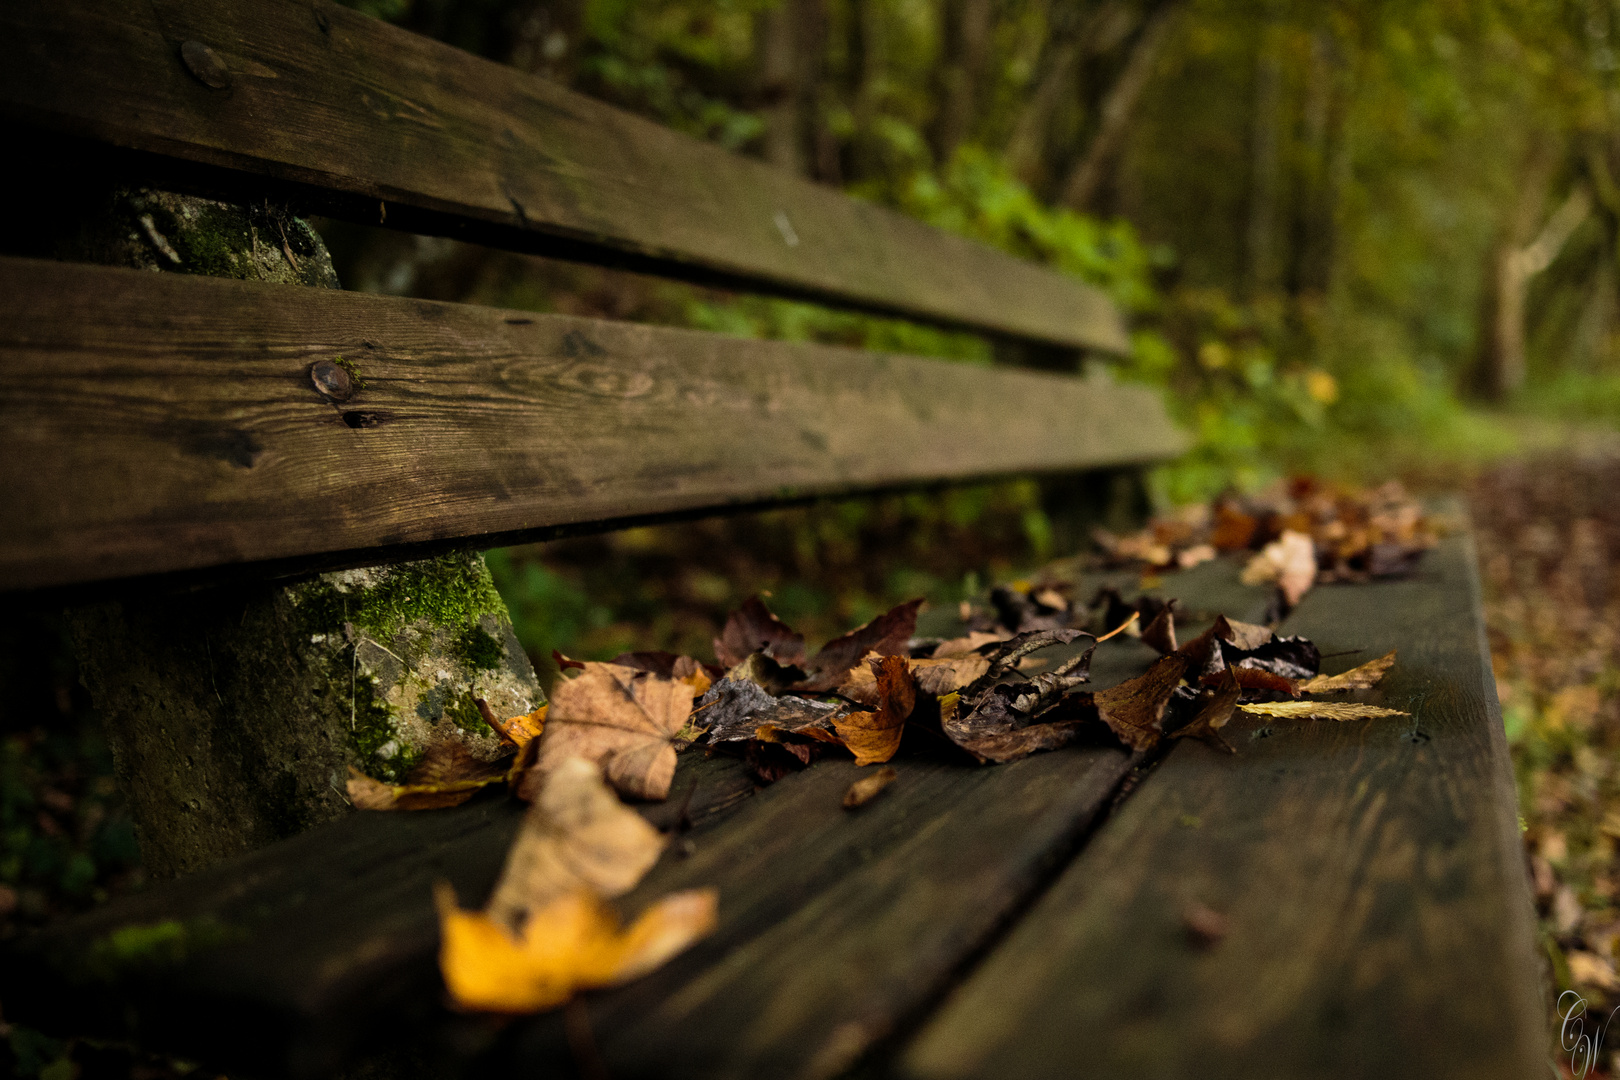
0, 257, 1182, 592
0, 0, 1128, 351
900, 533, 1545, 1080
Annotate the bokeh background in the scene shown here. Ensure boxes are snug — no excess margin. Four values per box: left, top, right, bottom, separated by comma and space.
9, 0, 1620, 1074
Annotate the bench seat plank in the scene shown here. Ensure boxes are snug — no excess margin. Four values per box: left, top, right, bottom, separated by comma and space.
900, 532, 1545, 1080
1, 0, 1127, 352
0, 257, 1183, 591
1, 561, 1268, 1079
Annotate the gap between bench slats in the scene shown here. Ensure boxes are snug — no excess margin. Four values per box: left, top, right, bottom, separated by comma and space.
0, 0, 1127, 352
0, 257, 1182, 592
900, 531, 1545, 1080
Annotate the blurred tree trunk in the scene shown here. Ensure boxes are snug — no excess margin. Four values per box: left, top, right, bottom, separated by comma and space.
1289, 29, 1340, 299
1487, 177, 1592, 398
758, 0, 822, 175
1244, 24, 1283, 297
1057, 0, 1181, 212
1004, 2, 1125, 186
932, 0, 993, 164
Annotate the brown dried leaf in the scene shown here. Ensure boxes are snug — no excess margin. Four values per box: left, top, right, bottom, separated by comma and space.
477, 699, 548, 749
1238, 701, 1409, 721
930, 630, 1009, 658
347, 739, 510, 811
698, 678, 849, 742
535, 662, 697, 801
1296, 651, 1397, 694
611, 652, 719, 697
1171, 668, 1241, 753
1093, 651, 1192, 751
842, 766, 898, 809
1140, 602, 1178, 655
837, 654, 991, 705
488, 757, 664, 930
832, 656, 917, 766
1240, 529, 1318, 606
800, 599, 924, 691
714, 597, 807, 669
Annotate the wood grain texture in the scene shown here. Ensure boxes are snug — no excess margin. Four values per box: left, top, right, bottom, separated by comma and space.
901, 532, 1545, 1080
0, 0, 1128, 351
0, 257, 1183, 591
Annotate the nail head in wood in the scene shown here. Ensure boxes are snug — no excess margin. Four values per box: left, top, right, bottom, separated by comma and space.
179, 40, 231, 90
309, 359, 354, 402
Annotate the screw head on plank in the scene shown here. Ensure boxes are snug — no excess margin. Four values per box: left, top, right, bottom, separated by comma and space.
310, 360, 355, 402
179, 41, 231, 90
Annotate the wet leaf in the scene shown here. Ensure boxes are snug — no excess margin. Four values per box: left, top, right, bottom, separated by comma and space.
535, 661, 698, 801
1093, 651, 1192, 751
697, 678, 849, 743
1238, 701, 1410, 721
436, 883, 717, 1014
1297, 651, 1396, 693
714, 596, 807, 669
832, 656, 917, 766
491, 757, 665, 928
842, 766, 898, 809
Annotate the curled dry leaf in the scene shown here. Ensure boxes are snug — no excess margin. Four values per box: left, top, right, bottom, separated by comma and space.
436, 884, 718, 1014
930, 630, 1010, 658
536, 661, 697, 801
489, 757, 665, 929
1296, 651, 1397, 694
838, 653, 991, 705
939, 690, 1096, 765
1240, 529, 1318, 607
347, 739, 510, 811
843, 766, 898, 809
477, 698, 547, 748
832, 656, 917, 766
1093, 651, 1192, 751
1238, 701, 1409, 721
1140, 602, 1178, 655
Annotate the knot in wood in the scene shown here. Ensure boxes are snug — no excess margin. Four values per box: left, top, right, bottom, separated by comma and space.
179, 41, 231, 90
310, 360, 355, 402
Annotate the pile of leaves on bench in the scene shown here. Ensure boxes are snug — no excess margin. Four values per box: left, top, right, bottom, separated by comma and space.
346, 575, 1407, 1017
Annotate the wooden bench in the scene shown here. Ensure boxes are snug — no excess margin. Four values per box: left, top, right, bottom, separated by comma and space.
0, 2, 1546, 1078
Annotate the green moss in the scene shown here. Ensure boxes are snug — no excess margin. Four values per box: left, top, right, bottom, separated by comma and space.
351, 556, 506, 643
348, 674, 420, 783
330, 354, 368, 391
455, 624, 504, 671
443, 692, 496, 738
87, 916, 237, 979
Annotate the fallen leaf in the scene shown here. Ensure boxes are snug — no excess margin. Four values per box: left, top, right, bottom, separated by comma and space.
536, 662, 697, 801
347, 739, 510, 811
842, 766, 898, 808
940, 685, 1098, 764
1183, 902, 1229, 948
1238, 701, 1409, 721
931, 630, 1009, 658
1200, 667, 1298, 697
477, 698, 548, 748
1140, 602, 1178, 654
832, 656, 917, 766
491, 757, 665, 928
714, 597, 807, 668
1296, 651, 1396, 693
1212, 615, 1273, 652
697, 678, 849, 742
1170, 668, 1241, 753
838, 654, 991, 705
799, 599, 924, 691
1176, 543, 1217, 570
1211, 615, 1321, 680
611, 652, 720, 697
1240, 529, 1318, 606
436, 883, 717, 1013
1093, 651, 1192, 751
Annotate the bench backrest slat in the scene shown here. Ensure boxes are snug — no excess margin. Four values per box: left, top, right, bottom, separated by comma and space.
1, 0, 1129, 353
0, 258, 1181, 591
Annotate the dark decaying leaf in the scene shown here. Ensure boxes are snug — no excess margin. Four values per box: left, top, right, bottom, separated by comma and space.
1169, 668, 1242, 753
798, 599, 925, 691
989, 584, 1070, 632
832, 656, 918, 766
713, 597, 807, 669
745, 739, 816, 784
1093, 650, 1192, 751
1139, 601, 1179, 655
1211, 615, 1321, 680
940, 691, 1097, 764
843, 766, 898, 809
698, 678, 849, 743
1201, 666, 1299, 697
838, 654, 991, 705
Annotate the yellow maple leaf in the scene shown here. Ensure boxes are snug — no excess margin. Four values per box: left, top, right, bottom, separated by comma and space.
435, 883, 717, 1013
